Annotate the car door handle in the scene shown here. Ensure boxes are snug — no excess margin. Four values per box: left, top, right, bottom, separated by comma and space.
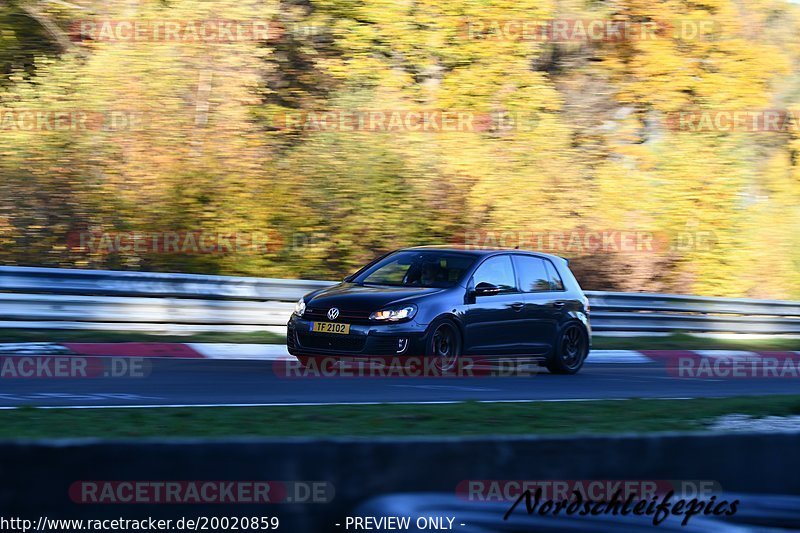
511, 302, 525, 311
553, 301, 566, 308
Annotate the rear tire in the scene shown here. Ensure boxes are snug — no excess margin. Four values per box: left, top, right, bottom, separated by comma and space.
546, 322, 588, 375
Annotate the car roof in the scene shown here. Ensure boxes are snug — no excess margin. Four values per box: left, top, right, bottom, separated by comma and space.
402, 245, 567, 263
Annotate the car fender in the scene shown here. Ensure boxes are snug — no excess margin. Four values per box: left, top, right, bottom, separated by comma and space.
423, 313, 465, 345
559, 311, 592, 349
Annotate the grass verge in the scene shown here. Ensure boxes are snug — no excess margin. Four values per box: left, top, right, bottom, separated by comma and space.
4, 395, 800, 439
593, 333, 799, 351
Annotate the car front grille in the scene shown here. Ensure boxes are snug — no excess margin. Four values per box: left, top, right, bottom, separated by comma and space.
296, 332, 367, 352
303, 308, 372, 324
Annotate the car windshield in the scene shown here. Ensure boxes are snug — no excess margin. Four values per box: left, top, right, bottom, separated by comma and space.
355, 251, 477, 288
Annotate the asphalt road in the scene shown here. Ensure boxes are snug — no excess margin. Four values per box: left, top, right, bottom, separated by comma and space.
0, 358, 797, 407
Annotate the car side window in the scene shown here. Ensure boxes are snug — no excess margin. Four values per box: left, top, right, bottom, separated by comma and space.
544, 260, 565, 291
514, 255, 551, 292
472, 255, 516, 293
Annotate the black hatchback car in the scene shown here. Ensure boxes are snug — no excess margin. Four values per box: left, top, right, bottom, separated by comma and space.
287, 246, 591, 374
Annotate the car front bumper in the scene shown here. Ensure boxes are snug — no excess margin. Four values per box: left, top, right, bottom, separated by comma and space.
287, 315, 429, 359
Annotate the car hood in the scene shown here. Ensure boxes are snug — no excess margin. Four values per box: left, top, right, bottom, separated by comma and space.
306, 283, 444, 312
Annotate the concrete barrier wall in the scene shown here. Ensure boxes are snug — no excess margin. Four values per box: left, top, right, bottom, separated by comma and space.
1, 432, 798, 531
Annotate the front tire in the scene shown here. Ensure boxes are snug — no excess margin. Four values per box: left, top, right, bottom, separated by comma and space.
546, 322, 588, 375
426, 319, 461, 374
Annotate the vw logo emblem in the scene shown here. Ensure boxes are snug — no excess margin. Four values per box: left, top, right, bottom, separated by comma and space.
327, 308, 340, 320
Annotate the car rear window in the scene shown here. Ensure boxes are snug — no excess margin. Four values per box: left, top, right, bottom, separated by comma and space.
544, 259, 565, 291
514, 255, 550, 292
514, 255, 566, 292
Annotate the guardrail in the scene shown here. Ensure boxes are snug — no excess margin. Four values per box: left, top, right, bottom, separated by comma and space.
0, 265, 798, 334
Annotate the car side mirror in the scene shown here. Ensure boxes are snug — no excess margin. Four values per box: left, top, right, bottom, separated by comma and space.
474, 282, 501, 297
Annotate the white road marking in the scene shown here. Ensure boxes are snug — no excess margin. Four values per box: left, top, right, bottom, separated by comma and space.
0, 343, 72, 355
695, 351, 758, 360
710, 414, 800, 432
0, 397, 700, 409
586, 350, 652, 363
185, 345, 658, 364
0, 393, 162, 402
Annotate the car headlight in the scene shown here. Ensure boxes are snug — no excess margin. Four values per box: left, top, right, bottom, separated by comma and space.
294, 298, 306, 317
369, 304, 417, 322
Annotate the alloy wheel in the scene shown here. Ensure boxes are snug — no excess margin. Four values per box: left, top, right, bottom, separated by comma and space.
559, 324, 586, 370
431, 323, 459, 373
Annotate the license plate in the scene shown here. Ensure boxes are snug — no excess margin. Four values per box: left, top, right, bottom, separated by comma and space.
310, 322, 351, 335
